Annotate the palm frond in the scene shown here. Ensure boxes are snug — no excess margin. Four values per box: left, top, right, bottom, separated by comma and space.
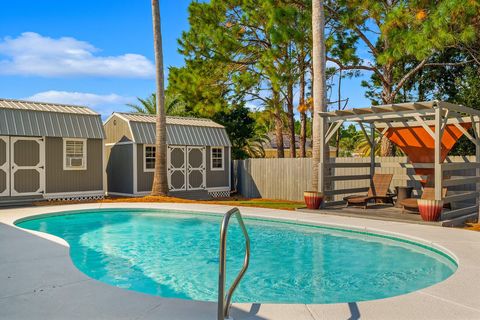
127, 93, 187, 116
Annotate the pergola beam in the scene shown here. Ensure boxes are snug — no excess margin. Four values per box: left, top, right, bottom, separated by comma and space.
376, 126, 389, 144
440, 110, 450, 135
413, 115, 435, 139
471, 115, 480, 139
322, 109, 436, 122
453, 120, 480, 146
358, 123, 373, 147
320, 100, 480, 123
325, 120, 344, 144
374, 115, 480, 129
438, 101, 480, 117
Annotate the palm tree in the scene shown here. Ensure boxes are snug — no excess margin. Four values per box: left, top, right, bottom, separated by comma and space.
127, 94, 156, 114
151, 0, 168, 196
127, 93, 187, 116
243, 131, 270, 158
356, 134, 404, 157
355, 135, 381, 157
311, 0, 327, 192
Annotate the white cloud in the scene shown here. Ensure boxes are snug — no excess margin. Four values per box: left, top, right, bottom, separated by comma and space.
25, 90, 137, 118
26, 90, 133, 107
0, 32, 155, 78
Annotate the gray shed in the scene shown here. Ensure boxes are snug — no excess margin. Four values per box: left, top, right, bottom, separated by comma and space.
0, 98, 106, 203
104, 113, 232, 199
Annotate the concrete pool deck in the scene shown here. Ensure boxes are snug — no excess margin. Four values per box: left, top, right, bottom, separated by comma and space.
1, 202, 480, 320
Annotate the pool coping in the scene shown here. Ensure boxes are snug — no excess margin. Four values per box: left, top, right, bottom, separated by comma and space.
1, 202, 480, 320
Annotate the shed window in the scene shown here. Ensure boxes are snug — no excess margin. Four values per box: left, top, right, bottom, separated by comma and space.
144, 145, 156, 171
211, 147, 224, 171
63, 139, 86, 170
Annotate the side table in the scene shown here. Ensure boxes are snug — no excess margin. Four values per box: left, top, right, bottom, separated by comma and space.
395, 186, 414, 208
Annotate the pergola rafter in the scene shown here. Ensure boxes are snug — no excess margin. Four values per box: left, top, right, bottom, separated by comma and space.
317, 100, 480, 225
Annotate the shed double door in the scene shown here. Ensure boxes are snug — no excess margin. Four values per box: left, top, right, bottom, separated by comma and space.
167, 146, 206, 191
0, 136, 45, 197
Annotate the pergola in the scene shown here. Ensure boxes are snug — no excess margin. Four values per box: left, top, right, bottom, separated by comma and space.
317, 100, 480, 224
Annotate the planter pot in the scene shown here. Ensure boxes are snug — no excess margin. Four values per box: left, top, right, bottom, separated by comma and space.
418, 199, 443, 221
304, 191, 324, 210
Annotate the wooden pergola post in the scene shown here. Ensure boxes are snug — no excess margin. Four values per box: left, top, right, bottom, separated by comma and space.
434, 105, 443, 201
476, 121, 480, 208
318, 116, 327, 194
370, 123, 376, 178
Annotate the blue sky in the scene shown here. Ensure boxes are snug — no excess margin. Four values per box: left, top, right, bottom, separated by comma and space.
0, 0, 371, 118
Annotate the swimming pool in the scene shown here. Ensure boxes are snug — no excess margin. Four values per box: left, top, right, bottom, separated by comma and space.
16, 208, 456, 304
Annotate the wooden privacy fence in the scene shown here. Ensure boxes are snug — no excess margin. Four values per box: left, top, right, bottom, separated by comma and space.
233, 156, 477, 202
234, 158, 313, 202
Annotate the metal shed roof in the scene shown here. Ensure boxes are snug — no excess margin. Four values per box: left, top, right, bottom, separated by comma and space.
0, 98, 98, 115
113, 113, 231, 146
0, 99, 105, 139
116, 112, 226, 128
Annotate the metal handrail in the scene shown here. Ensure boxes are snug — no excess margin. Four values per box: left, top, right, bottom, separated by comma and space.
218, 207, 250, 320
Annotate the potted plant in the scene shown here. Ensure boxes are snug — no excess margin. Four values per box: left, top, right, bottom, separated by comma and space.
304, 191, 324, 210
418, 199, 443, 221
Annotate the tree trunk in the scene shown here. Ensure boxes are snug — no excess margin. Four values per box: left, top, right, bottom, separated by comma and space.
299, 66, 307, 158
274, 109, 285, 158
273, 89, 284, 158
311, 0, 327, 192
380, 63, 396, 157
151, 0, 169, 196
286, 81, 296, 158
418, 68, 425, 101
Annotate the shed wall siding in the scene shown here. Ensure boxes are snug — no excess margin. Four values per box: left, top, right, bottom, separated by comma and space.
206, 146, 230, 188
45, 137, 103, 193
104, 115, 133, 144
137, 144, 153, 193
106, 144, 134, 194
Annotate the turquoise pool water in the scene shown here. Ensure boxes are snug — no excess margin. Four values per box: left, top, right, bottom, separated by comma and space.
16, 209, 456, 304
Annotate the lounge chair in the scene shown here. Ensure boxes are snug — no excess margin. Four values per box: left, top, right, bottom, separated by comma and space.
400, 187, 448, 213
343, 173, 394, 209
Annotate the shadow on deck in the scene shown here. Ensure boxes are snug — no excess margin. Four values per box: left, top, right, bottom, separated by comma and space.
297, 204, 443, 226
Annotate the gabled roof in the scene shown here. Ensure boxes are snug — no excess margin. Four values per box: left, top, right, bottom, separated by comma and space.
109, 112, 231, 147
115, 112, 225, 128
0, 98, 105, 139
0, 98, 99, 115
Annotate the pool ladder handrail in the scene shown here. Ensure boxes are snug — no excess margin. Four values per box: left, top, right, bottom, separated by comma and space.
218, 207, 250, 320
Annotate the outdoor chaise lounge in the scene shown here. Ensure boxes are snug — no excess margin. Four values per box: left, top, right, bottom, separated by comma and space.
343, 173, 394, 209
400, 187, 448, 213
